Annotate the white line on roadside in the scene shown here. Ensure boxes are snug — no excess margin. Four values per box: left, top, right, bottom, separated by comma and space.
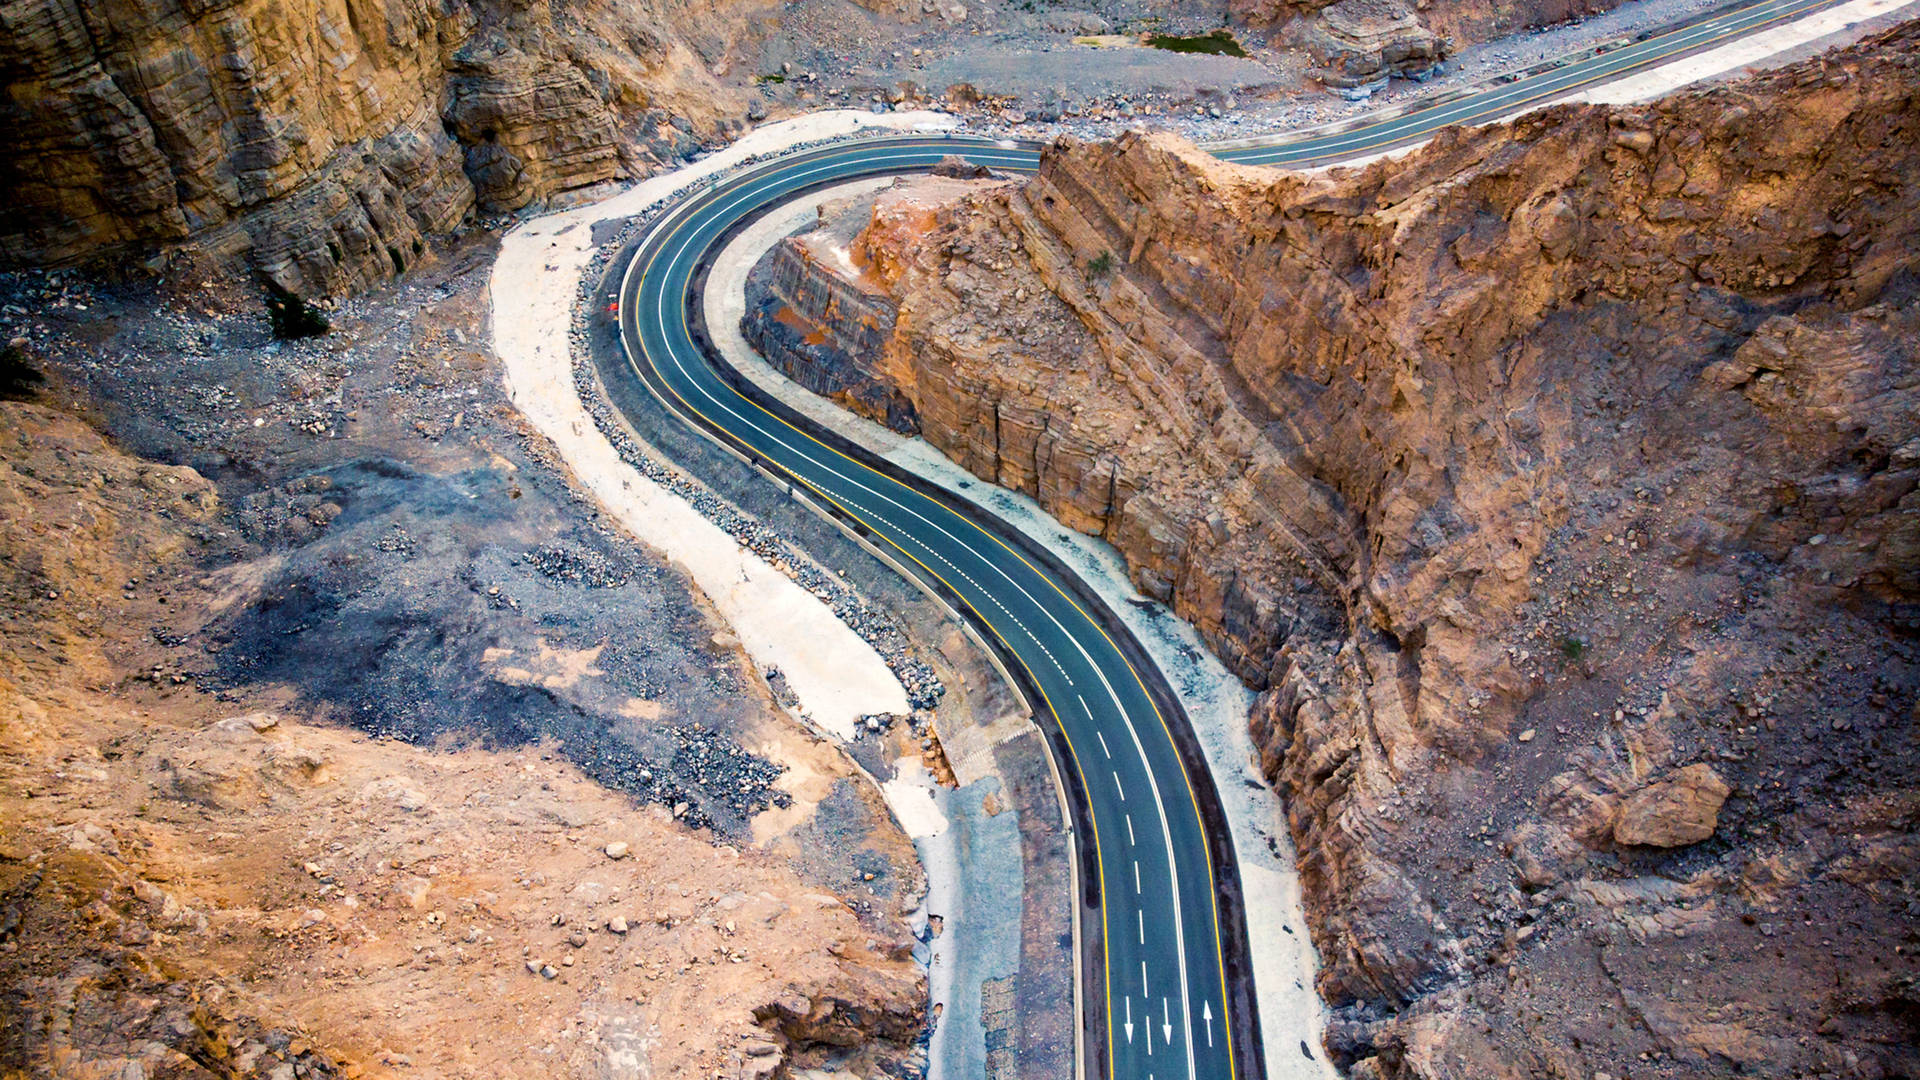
632, 141, 1204, 1080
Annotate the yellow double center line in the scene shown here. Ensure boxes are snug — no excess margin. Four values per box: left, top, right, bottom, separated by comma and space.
623, 142, 1242, 1080
617, 0, 1852, 1062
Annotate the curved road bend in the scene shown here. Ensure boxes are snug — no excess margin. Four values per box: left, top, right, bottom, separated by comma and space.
624, 138, 1242, 1080
609, 2, 1848, 1076
1226, 0, 1846, 167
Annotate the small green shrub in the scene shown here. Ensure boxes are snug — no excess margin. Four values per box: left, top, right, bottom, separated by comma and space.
1087, 251, 1115, 277
1558, 636, 1587, 661
1146, 29, 1248, 58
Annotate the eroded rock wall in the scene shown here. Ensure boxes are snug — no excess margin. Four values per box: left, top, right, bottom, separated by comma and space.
810, 24, 1920, 1078
741, 233, 919, 432
0, 0, 767, 295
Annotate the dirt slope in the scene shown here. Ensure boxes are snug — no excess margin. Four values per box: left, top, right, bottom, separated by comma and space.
0, 232, 927, 1079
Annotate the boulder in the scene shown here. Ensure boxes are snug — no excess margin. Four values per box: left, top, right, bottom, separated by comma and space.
1614, 765, 1731, 847
1302, 0, 1446, 88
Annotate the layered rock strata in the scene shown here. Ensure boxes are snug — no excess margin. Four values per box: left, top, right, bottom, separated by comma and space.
742, 203, 918, 432
762, 24, 1920, 1078
1301, 0, 1448, 88
0, 0, 768, 295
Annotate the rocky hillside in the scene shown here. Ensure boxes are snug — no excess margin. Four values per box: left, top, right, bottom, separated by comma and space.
1230, 0, 1622, 88
1232, 0, 1624, 44
0, 232, 930, 1078
764, 23, 1920, 1078
0, 0, 910, 297
0, 0, 1681, 297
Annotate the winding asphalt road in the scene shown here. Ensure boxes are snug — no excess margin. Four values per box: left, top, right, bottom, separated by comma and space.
608, 1, 1848, 1075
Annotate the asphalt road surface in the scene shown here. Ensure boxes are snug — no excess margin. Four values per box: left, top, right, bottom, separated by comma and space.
609, 2, 1846, 1076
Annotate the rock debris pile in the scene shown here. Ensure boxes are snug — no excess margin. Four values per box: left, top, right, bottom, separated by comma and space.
0, 224, 931, 1078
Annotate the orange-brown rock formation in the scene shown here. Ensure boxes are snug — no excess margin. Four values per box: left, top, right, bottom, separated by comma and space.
0, 0, 790, 296
764, 23, 1920, 1078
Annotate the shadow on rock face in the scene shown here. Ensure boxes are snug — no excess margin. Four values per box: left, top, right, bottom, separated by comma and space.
202, 456, 791, 837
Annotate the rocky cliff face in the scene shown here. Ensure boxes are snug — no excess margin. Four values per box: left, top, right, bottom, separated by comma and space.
779, 23, 1920, 1078
1298, 0, 1448, 89
0, 0, 776, 296
742, 215, 918, 432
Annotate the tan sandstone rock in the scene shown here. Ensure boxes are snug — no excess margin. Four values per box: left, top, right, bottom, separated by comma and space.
0, 0, 765, 295
1301, 0, 1447, 89
1613, 764, 1731, 847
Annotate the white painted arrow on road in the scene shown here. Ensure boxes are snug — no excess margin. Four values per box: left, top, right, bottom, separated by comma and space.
1124, 997, 1134, 1044
1162, 997, 1173, 1045
1203, 1002, 1214, 1048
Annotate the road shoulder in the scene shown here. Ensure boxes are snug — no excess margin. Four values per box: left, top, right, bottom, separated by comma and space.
705, 183, 1341, 1080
